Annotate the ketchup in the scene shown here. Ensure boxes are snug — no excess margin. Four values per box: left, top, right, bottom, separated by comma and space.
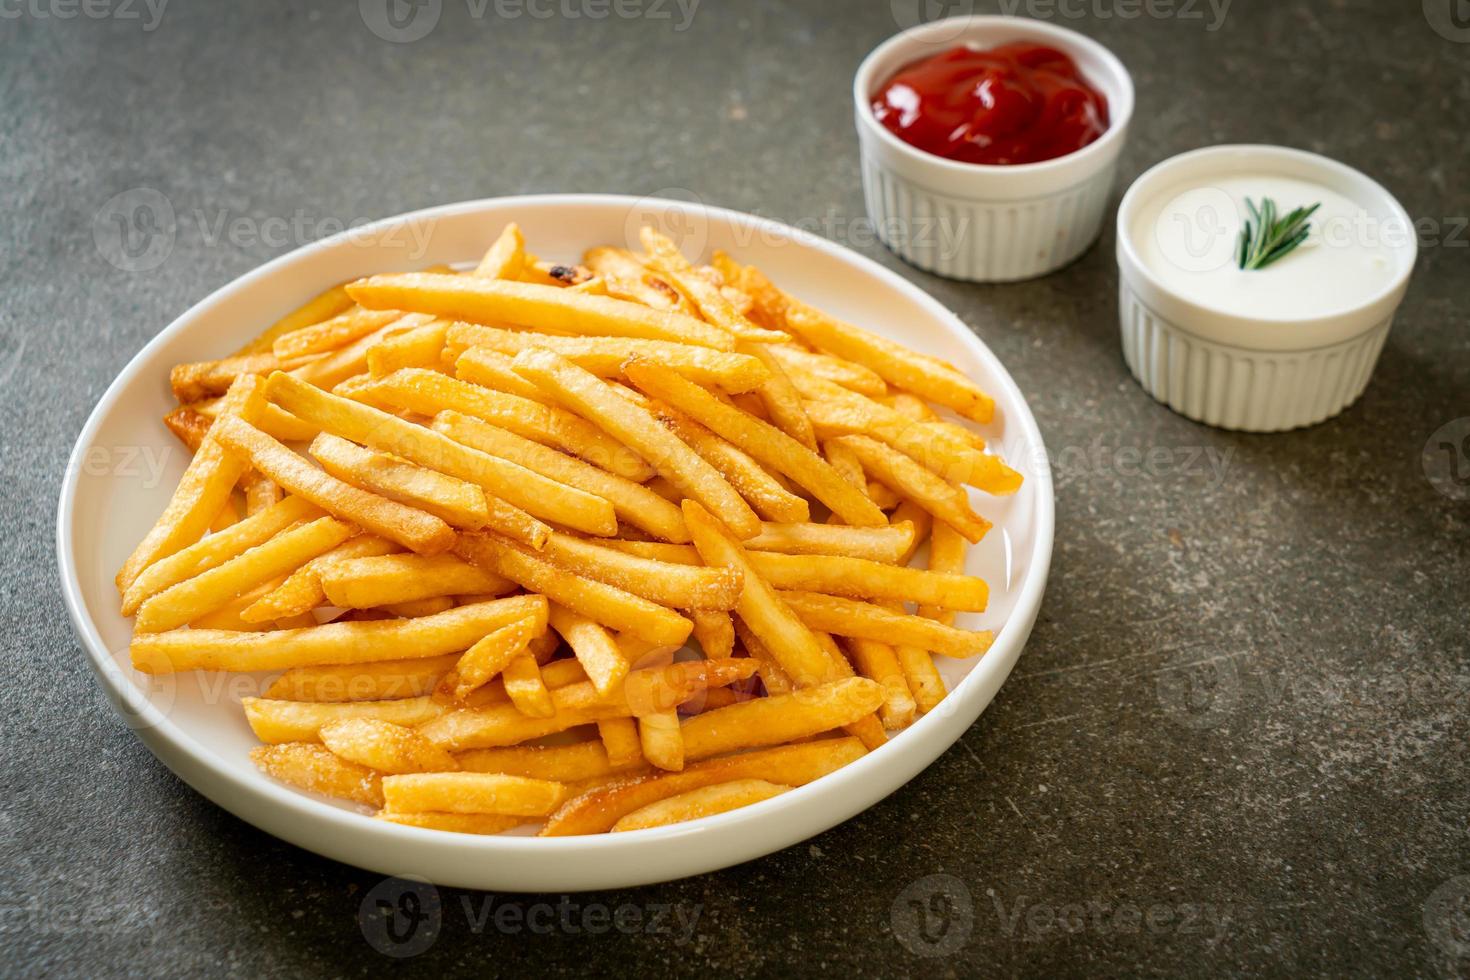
871, 42, 1109, 166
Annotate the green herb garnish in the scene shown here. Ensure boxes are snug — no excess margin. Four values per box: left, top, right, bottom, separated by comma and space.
1236, 197, 1320, 270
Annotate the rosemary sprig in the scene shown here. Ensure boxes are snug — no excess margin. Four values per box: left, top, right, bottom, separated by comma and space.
1237, 197, 1320, 270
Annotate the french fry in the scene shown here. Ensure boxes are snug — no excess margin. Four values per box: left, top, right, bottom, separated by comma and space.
268, 371, 609, 539
243, 695, 447, 744
511, 349, 761, 538
473, 222, 527, 279
742, 521, 915, 563
117, 375, 267, 593
381, 772, 567, 816
420, 700, 624, 751
778, 591, 993, 658
170, 351, 317, 403
288, 313, 433, 391
319, 718, 460, 774
450, 614, 548, 701
783, 303, 996, 423
449, 323, 772, 392
680, 677, 882, 761
639, 228, 788, 343
235, 284, 354, 356
584, 246, 694, 313
690, 609, 735, 659
683, 501, 835, 688
320, 553, 513, 609
367, 320, 450, 378
250, 742, 383, 807
210, 414, 457, 555
132, 594, 549, 673
347, 273, 736, 349
834, 435, 992, 543
450, 345, 551, 401
764, 344, 887, 396
455, 532, 692, 647
613, 779, 789, 831
845, 638, 917, 729
810, 631, 888, 750
895, 644, 947, 715
597, 718, 643, 769
241, 534, 399, 622
741, 551, 987, 611
537, 532, 742, 610
456, 739, 644, 781
624, 359, 887, 528
265, 654, 460, 702
244, 477, 282, 516
637, 710, 684, 772
273, 308, 404, 360
431, 411, 686, 543
309, 432, 491, 529
920, 519, 969, 622
542, 737, 865, 836
547, 604, 632, 698
120, 495, 322, 616
376, 811, 526, 835
193, 397, 319, 443
135, 516, 356, 633
738, 342, 817, 450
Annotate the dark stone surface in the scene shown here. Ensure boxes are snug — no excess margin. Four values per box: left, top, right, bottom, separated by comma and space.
3, 0, 1467, 975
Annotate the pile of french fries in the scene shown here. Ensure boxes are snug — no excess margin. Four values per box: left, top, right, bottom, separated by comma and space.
115, 222, 1021, 837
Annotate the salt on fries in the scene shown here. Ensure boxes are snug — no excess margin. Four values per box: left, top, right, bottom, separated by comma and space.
113, 223, 1016, 838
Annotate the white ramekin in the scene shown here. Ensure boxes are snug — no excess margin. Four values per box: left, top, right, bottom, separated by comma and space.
853, 15, 1133, 282
1116, 145, 1417, 432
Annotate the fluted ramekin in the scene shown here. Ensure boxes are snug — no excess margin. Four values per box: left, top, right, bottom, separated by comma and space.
1116, 145, 1417, 432
853, 15, 1133, 282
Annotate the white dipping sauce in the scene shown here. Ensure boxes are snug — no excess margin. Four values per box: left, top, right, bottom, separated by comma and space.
1132, 174, 1404, 320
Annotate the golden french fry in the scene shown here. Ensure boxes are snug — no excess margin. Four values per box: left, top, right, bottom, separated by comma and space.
268, 371, 608, 539
381, 772, 567, 816
584, 246, 694, 313
367, 320, 450, 378
117, 375, 267, 593
241, 534, 399, 622
541, 737, 865, 836
319, 553, 512, 609
421, 700, 624, 751
784, 303, 996, 424
265, 654, 460, 701
451, 614, 547, 701
120, 496, 322, 616
834, 434, 991, 542
288, 313, 433, 390
243, 695, 447, 744
921, 519, 969, 622
309, 432, 491, 529
743, 521, 915, 563
624, 359, 887, 527
455, 532, 693, 647
210, 414, 456, 555
739, 342, 817, 449
778, 591, 993, 658
511, 349, 761, 538
473, 222, 527, 279
638, 228, 788, 343
319, 718, 460, 774
896, 644, 947, 714
376, 811, 526, 835
680, 677, 882, 761
251, 742, 383, 806
450, 344, 550, 401
456, 739, 644, 782
193, 396, 320, 443
431, 411, 686, 543
764, 344, 887, 396
347, 272, 736, 349
845, 637, 917, 729
683, 501, 835, 688
132, 594, 549, 673
537, 532, 742, 610
689, 609, 734, 659
450, 323, 772, 392
273, 308, 403, 360
741, 551, 987, 611
547, 604, 632, 698
135, 516, 356, 633
169, 351, 318, 403
597, 717, 643, 768
613, 778, 789, 831
236, 284, 355, 356
637, 711, 684, 773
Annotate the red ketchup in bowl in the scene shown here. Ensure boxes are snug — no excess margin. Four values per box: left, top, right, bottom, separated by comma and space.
870, 42, 1110, 166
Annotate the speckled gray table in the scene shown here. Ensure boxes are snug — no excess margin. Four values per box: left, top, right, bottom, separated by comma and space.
4, 1, 1467, 976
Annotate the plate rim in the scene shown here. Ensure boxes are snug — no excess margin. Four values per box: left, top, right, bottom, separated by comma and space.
56, 193, 1055, 885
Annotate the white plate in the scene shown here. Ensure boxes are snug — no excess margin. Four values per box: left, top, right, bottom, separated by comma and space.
57, 195, 1054, 891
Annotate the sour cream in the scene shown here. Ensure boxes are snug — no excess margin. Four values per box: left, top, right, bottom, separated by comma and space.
1131, 173, 1406, 321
